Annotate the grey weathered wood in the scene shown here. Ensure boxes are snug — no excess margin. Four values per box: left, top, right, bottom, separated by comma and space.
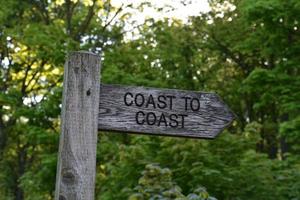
98, 84, 235, 139
55, 52, 101, 200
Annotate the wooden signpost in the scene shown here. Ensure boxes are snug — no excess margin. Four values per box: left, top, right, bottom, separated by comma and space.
99, 84, 234, 138
55, 52, 235, 200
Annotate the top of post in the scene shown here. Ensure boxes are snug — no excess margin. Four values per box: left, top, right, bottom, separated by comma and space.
69, 51, 100, 57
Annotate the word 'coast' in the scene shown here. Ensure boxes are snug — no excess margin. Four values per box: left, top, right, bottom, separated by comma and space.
98, 84, 234, 139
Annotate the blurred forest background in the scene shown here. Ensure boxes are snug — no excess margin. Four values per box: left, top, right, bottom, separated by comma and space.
0, 0, 299, 199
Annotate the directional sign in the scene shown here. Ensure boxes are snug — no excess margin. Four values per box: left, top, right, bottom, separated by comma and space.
56, 52, 235, 200
98, 84, 235, 139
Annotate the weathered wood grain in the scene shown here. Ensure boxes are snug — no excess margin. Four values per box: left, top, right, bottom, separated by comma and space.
98, 84, 234, 139
55, 52, 101, 200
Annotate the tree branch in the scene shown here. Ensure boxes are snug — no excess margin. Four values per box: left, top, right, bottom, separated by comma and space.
102, 4, 124, 32
30, 0, 50, 24
25, 60, 47, 91
209, 32, 252, 74
74, 0, 97, 41
65, 0, 72, 35
21, 63, 33, 96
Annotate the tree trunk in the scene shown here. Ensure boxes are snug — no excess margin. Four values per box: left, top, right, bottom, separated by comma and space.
0, 112, 6, 154
15, 148, 26, 200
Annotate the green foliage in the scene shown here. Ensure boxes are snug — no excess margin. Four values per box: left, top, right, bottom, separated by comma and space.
130, 164, 185, 199
0, 0, 299, 199
129, 164, 216, 200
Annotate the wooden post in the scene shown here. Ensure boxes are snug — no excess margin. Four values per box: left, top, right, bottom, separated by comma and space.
55, 52, 101, 200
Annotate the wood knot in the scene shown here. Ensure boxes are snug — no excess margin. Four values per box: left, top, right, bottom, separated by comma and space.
86, 88, 91, 96
59, 195, 67, 200
62, 169, 77, 185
